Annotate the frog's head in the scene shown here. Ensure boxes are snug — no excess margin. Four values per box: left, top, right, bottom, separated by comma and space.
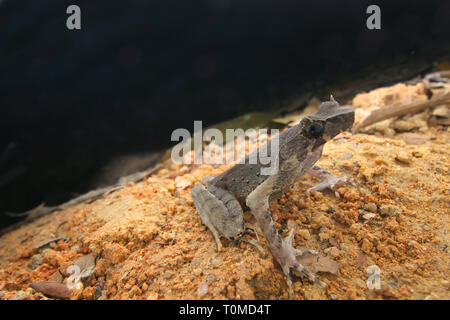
302, 98, 354, 151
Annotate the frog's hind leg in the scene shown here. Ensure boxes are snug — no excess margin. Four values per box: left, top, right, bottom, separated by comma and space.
246, 175, 326, 298
191, 182, 245, 251
191, 184, 226, 251
285, 229, 319, 257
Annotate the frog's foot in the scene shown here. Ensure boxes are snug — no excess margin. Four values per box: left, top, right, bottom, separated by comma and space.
242, 238, 267, 258
245, 223, 260, 241
191, 184, 224, 251
241, 225, 266, 257
307, 165, 356, 198
284, 229, 319, 257
277, 229, 326, 298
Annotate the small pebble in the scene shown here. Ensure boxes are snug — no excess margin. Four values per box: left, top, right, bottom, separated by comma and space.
362, 213, 377, 220
324, 246, 339, 258
297, 229, 311, 239
30, 254, 43, 270
12, 291, 27, 300
363, 203, 377, 213
394, 151, 412, 164
210, 257, 222, 266
340, 152, 353, 159
193, 268, 202, 276
197, 282, 208, 297
379, 204, 402, 217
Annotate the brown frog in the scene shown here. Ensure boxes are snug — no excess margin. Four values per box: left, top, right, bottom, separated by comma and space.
191, 98, 354, 297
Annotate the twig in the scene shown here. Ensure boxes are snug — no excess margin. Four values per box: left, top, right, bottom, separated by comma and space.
352, 90, 450, 133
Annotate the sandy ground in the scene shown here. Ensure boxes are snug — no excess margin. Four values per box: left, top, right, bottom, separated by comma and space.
0, 82, 448, 300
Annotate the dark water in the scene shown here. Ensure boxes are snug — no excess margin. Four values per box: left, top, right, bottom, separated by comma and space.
0, 0, 449, 228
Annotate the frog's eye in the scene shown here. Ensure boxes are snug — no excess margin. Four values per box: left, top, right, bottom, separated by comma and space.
307, 122, 324, 138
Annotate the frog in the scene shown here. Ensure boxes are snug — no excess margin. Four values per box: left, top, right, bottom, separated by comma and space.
190, 98, 355, 297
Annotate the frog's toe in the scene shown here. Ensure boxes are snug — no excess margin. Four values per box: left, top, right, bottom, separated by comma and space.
294, 263, 327, 288
276, 229, 325, 298
284, 229, 318, 257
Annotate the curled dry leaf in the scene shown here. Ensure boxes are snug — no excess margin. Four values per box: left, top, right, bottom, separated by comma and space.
74, 254, 96, 279
29, 281, 71, 299
48, 270, 64, 283
33, 236, 67, 250
294, 251, 340, 277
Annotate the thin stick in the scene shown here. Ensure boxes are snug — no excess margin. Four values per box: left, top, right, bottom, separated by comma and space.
352, 90, 450, 133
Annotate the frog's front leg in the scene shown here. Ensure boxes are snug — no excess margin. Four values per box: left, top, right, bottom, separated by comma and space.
306, 165, 352, 198
191, 180, 245, 252
246, 174, 326, 298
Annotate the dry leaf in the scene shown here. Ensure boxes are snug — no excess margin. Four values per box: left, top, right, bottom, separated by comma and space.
294, 252, 340, 276
33, 236, 67, 250
357, 252, 368, 268
74, 254, 96, 279
29, 281, 71, 299
48, 270, 64, 284
399, 133, 431, 145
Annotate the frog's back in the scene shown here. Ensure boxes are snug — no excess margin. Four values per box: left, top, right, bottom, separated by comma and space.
209, 125, 298, 202
210, 162, 267, 202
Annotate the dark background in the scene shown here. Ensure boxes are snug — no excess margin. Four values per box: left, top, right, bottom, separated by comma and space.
0, 0, 449, 229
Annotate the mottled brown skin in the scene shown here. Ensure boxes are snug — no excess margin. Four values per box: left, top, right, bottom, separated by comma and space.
191, 100, 354, 297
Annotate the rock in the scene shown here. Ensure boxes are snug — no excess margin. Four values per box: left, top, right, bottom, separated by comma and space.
297, 229, 311, 239
193, 268, 202, 276
363, 203, 377, 213
319, 232, 330, 241
394, 151, 412, 164
379, 204, 402, 217
324, 247, 340, 258
349, 223, 361, 235
392, 119, 424, 132
12, 290, 27, 300
197, 282, 208, 297
210, 257, 222, 266
304, 287, 326, 300
29, 254, 43, 270
362, 213, 377, 220
400, 133, 431, 145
